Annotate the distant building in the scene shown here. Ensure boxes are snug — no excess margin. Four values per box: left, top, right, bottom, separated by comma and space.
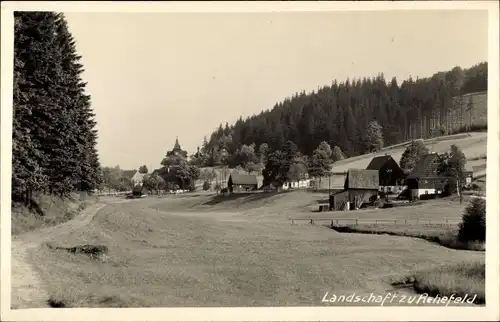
227, 173, 258, 193
464, 163, 474, 187
122, 170, 146, 187
282, 179, 311, 190
366, 155, 406, 193
330, 169, 379, 211
405, 153, 447, 199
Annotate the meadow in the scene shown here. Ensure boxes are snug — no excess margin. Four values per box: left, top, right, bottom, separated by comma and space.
11, 131, 487, 308
16, 191, 483, 308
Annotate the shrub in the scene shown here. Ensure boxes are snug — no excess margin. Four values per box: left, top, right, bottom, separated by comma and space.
202, 181, 210, 191
458, 197, 486, 242
470, 183, 482, 191
187, 182, 197, 192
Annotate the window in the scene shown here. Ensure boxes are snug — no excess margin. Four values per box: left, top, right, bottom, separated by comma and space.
425, 190, 429, 195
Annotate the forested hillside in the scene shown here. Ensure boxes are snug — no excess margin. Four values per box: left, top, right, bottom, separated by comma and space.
12, 12, 102, 205
197, 62, 487, 168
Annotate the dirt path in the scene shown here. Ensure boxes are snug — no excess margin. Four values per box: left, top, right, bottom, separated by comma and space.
10, 203, 107, 309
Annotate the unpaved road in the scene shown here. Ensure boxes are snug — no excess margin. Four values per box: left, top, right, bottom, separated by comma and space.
10, 203, 107, 309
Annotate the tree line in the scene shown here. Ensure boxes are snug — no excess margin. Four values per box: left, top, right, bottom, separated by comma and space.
194, 62, 487, 172
101, 138, 201, 194
12, 12, 102, 205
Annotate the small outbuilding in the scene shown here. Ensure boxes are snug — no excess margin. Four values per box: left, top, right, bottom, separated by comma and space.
329, 169, 379, 210
344, 169, 380, 208
227, 173, 258, 193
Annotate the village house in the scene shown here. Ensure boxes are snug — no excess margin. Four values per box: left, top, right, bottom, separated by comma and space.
404, 152, 475, 200
122, 170, 146, 187
366, 155, 406, 194
227, 173, 258, 193
464, 163, 474, 187
405, 153, 447, 199
329, 169, 379, 211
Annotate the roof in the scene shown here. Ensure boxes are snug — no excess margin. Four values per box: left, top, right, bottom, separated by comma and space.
345, 169, 379, 190
366, 155, 394, 171
229, 173, 258, 186
134, 173, 146, 181
122, 170, 137, 179
406, 153, 442, 179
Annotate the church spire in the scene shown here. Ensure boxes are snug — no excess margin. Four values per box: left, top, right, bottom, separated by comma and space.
174, 136, 181, 150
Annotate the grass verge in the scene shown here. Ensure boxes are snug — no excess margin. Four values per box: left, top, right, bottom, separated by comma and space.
11, 192, 99, 235
392, 259, 485, 305
330, 224, 485, 251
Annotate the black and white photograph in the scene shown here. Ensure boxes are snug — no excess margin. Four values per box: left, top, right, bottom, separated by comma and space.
1, 1, 499, 321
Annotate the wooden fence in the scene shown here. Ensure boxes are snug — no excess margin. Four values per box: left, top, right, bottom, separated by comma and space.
96, 191, 131, 197
290, 217, 462, 226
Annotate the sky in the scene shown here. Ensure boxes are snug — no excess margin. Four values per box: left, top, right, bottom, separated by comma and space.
63, 10, 488, 171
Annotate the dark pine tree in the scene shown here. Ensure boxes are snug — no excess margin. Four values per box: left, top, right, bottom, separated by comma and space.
12, 11, 102, 203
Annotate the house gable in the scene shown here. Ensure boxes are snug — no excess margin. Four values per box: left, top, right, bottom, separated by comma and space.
366, 155, 405, 185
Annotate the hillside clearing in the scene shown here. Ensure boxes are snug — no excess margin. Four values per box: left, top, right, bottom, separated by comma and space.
197, 131, 487, 190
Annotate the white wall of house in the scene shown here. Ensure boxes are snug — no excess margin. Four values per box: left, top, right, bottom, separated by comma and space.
282, 179, 311, 190
411, 188, 438, 199
379, 185, 405, 193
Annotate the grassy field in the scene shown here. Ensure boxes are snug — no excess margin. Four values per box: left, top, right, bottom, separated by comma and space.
19, 191, 484, 308
13, 130, 487, 308
400, 259, 485, 305
331, 223, 484, 251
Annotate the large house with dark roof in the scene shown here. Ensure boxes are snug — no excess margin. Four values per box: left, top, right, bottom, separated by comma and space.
405, 152, 475, 200
227, 173, 258, 193
405, 153, 447, 199
366, 155, 406, 194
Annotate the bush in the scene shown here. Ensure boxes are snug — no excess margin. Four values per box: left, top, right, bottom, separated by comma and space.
187, 182, 197, 192
202, 181, 210, 191
458, 198, 486, 242
470, 183, 482, 191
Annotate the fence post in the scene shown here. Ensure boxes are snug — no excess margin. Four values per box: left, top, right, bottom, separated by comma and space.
331, 220, 334, 226
310, 219, 313, 225
292, 219, 294, 224
355, 219, 358, 225
405, 219, 407, 225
